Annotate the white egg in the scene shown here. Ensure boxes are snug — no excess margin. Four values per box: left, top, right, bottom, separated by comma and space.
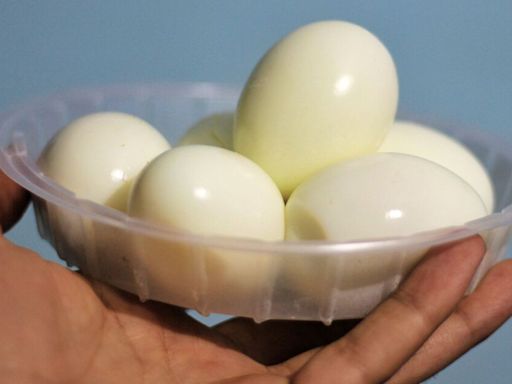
38, 112, 170, 211
286, 153, 487, 242
178, 112, 233, 149
128, 145, 284, 241
379, 120, 495, 213
128, 145, 284, 306
234, 20, 398, 198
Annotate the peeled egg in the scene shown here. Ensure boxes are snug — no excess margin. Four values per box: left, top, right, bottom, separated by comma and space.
234, 20, 398, 198
128, 145, 284, 240
286, 153, 487, 242
38, 112, 170, 211
378, 120, 494, 213
128, 145, 284, 305
178, 112, 233, 149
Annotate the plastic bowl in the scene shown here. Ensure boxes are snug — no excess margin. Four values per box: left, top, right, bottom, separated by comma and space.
1, 82, 512, 324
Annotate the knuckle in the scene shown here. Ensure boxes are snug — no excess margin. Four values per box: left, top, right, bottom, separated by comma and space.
389, 288, 435, 333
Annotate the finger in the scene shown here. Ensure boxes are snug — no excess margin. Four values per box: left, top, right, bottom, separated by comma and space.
215, 317, 360, 365
290, 236, 486, 384
388, 258, 512, 384
0, 169, 30, 233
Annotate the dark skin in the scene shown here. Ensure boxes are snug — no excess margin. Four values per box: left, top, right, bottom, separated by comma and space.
1, 170, 511, 383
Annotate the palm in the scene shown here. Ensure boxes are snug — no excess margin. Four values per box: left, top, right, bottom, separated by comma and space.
0, 244, 277, 383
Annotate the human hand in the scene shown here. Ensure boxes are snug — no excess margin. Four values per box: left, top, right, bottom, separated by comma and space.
1, 169, 511, 384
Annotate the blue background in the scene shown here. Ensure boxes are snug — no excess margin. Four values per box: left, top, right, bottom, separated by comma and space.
1, 1, 511, 382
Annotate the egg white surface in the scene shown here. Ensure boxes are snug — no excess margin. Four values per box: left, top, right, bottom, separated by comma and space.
235, 20, 398, 198
178, 112, 233, 149
379, 120, 494, 213
286, 153, 487, 241
38, 112, 170, 211
129, 145, 284, 241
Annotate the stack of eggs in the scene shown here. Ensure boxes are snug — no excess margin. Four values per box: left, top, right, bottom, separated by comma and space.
39, 21, 493, 247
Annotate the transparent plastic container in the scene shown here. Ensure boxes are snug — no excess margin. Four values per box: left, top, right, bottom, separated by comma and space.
1, 82, 512, 324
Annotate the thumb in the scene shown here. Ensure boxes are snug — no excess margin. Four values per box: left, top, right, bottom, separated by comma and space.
0, 169, 30, 234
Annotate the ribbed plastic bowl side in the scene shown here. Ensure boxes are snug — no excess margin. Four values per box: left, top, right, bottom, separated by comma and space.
1, 83, 512, 323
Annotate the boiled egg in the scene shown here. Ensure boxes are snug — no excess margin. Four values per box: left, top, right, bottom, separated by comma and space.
234, 20, 398, 198
38, 112, 170, 211
178, 112, 233, 149
286, 153, 487, 241
379, 120, 494, 213
128, 145, 284, 304
128, 145, 284, 241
